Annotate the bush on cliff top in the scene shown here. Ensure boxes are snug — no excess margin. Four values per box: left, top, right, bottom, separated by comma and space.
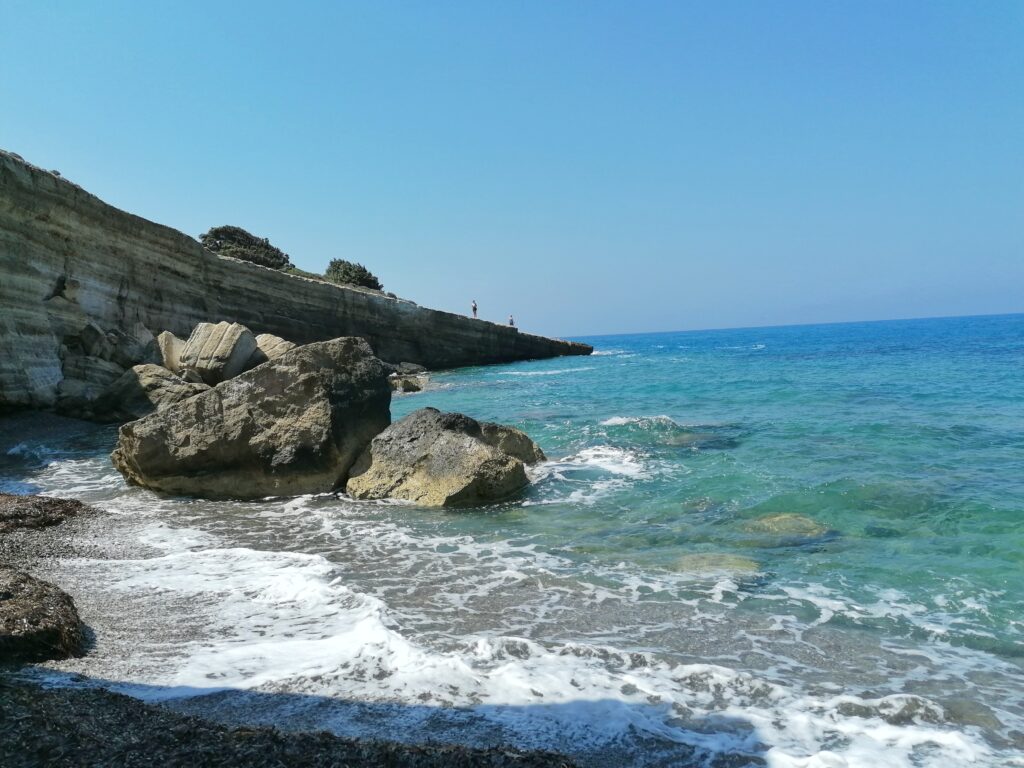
324, 259, 383, 291
200, 226, 291, 270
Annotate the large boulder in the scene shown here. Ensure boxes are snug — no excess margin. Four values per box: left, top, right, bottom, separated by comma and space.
178, 322, 258, 385
0, 567, 85, 662
346, 408, 544, 507
91, 364, 210, 423
480, 421, 547, 464
156, 331, 186, 373
111, 338, 391, 499
390, 374, 426, 393
245, 333, 297, 370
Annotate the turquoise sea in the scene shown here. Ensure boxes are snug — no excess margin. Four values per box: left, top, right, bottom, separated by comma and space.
3, 313, 1023, 767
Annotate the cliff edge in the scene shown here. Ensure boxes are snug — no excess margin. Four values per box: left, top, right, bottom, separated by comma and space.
0, 151, 590, 410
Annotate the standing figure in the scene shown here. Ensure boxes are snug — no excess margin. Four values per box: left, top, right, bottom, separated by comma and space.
508, 314, 515, 327
471, 299, 478, 319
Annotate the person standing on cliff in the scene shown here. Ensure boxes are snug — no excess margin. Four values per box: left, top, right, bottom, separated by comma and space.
471, 300, 478, 319
508, 314, 515, 327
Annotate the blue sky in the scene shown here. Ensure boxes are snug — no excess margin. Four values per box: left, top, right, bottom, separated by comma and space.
3, 1, 1021, 337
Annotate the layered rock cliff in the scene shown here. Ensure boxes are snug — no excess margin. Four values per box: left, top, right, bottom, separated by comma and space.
0, 151, 590, 410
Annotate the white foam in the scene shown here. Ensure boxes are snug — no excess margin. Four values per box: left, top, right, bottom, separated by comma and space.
15, 436, 1020, 766
67, 531, 998, 766
600, 415, 681, 427
501, 366, 596, 377
559, 446, 649, 477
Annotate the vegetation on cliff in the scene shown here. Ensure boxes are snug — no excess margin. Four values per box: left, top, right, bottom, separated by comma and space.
199, 226, 291, 270
324, 259, 383, 290
199, 226, 381, 291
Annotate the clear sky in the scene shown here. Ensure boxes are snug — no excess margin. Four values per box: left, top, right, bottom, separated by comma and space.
2, 1, 1021, 337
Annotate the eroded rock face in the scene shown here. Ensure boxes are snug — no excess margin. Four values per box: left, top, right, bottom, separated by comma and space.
178, 322, 258, 385
111, 337, 391, 499
346, 407, 543, 507
480, 422, 547, 464
0, 493, 93, 533
107, 321, 159, 369
156, 331, 185, 373
55, 355, 125, 413
0, 567, 85, 663
90, 364, 210, 423
0, 149, 591, 410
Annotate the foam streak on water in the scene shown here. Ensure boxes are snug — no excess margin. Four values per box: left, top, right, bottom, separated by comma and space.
3, 314, 1024, 767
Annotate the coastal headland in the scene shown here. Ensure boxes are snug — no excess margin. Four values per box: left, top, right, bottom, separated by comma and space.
0, 149, 590, 411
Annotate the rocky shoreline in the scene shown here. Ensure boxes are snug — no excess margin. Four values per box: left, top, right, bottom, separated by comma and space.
1, 322, 568, 766
1, 289, 569, 762
0, 489, 575, 767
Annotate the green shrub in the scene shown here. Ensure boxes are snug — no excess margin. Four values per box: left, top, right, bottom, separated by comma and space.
283, 265, 324, 281
200, 225, 291, 270
324, 259, 383, 290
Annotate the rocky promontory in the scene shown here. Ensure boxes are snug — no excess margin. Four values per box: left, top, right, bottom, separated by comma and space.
0, 149, 591, 411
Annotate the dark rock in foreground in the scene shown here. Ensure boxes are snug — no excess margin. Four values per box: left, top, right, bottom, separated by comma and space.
346, 408, 545, 507
111, 337, 391, 499
0, 493, 94, 533
0, 679, 575, 768
0, 568, 85, 663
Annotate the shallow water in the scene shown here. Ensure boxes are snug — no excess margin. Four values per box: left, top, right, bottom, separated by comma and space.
2, 314, 1023, 766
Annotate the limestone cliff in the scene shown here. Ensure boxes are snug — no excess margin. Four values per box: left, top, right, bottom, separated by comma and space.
0, 151, 590, 410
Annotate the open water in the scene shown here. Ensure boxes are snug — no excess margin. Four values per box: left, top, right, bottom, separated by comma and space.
2, 313, 1023, 767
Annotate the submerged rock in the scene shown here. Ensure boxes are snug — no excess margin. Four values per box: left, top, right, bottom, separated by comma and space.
0, 567, 85, 663
674, 553, 761, 575
0, 493, 94, 533
743, 513, 831, 538
90, 364, 210, 423
111, 337, 391, 499
346, 407, 544, 507
178, 321, 258, 385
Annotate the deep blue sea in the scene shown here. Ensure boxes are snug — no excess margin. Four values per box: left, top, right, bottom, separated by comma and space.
3, 313, 1023, 767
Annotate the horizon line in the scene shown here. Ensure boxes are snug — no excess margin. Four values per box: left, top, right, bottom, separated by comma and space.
568, 310, 1023, 341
